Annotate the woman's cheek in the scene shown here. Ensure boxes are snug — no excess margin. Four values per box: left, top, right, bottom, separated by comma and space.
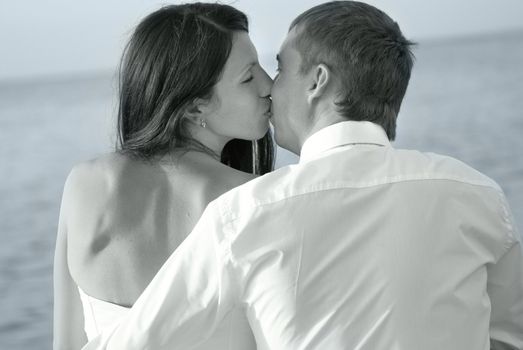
238, 89, 257, 112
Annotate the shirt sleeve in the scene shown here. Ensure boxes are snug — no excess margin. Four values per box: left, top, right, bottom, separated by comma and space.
488, 196, 523, 350
82, 200, 238, 350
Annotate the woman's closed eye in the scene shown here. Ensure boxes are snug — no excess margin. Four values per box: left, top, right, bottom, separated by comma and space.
242, 76, 254, 83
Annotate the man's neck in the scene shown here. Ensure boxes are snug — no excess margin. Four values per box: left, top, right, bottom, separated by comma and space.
299, 110, 347, 151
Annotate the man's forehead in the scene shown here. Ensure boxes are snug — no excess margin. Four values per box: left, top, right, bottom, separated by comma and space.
277, 30, 300, 64
278, 27, 300, 56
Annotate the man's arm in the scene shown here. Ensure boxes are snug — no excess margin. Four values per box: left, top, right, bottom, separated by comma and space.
488, 198, 523, 350
82, 201, 238, 349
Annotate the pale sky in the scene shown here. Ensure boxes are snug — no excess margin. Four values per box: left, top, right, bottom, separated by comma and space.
1, 0, 523, 81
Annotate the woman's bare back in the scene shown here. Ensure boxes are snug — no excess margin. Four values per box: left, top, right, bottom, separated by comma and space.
64, 151, 255, 306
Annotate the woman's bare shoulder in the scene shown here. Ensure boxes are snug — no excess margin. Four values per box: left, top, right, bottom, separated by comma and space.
222, 164, 257, 188
64, 154, 110, 199
61, 152, 151, 230
65, 152, 153, 192
202, 161, 257, 202
67, 152, 131, 179
169, 151, 256, 201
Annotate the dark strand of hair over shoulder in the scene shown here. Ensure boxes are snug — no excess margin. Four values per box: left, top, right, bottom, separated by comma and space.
116, 3, 274, 175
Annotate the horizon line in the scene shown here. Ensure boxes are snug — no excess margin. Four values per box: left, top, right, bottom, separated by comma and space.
1, 27, 522, 86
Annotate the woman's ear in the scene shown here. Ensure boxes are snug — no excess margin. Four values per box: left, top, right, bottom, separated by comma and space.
306, 64, 330, 105
185, 98, 211, 125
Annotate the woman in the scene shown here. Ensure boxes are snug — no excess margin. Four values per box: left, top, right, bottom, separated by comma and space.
53, 3, 273, 349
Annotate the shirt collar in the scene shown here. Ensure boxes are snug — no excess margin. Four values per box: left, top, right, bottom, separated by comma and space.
299, 121, 391, 163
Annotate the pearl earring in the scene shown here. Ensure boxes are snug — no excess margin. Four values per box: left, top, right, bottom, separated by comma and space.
200, 119, 207, 128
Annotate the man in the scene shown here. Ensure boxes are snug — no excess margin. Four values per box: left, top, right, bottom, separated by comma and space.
84, 1, 523, 349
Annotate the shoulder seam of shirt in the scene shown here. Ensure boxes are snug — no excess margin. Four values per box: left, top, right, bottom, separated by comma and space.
217, 174, 503, 222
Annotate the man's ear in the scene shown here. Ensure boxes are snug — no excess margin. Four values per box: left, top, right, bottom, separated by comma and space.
307, 64, 330, 105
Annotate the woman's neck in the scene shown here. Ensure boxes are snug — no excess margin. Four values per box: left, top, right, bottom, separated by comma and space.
189, 125, 232, 158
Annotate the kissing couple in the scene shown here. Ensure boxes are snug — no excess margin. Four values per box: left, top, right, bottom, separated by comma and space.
54, 1, 523, 349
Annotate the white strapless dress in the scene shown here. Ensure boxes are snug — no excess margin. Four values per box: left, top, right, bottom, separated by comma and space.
77, 286, 257, 349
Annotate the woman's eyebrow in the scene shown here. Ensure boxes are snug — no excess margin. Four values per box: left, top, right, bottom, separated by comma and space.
239, 62, 256, 76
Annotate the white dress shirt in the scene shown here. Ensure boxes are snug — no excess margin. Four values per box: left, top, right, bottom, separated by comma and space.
84, 121, 523, 350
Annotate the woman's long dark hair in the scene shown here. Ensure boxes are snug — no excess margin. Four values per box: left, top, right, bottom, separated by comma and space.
116, 3, 274, 175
